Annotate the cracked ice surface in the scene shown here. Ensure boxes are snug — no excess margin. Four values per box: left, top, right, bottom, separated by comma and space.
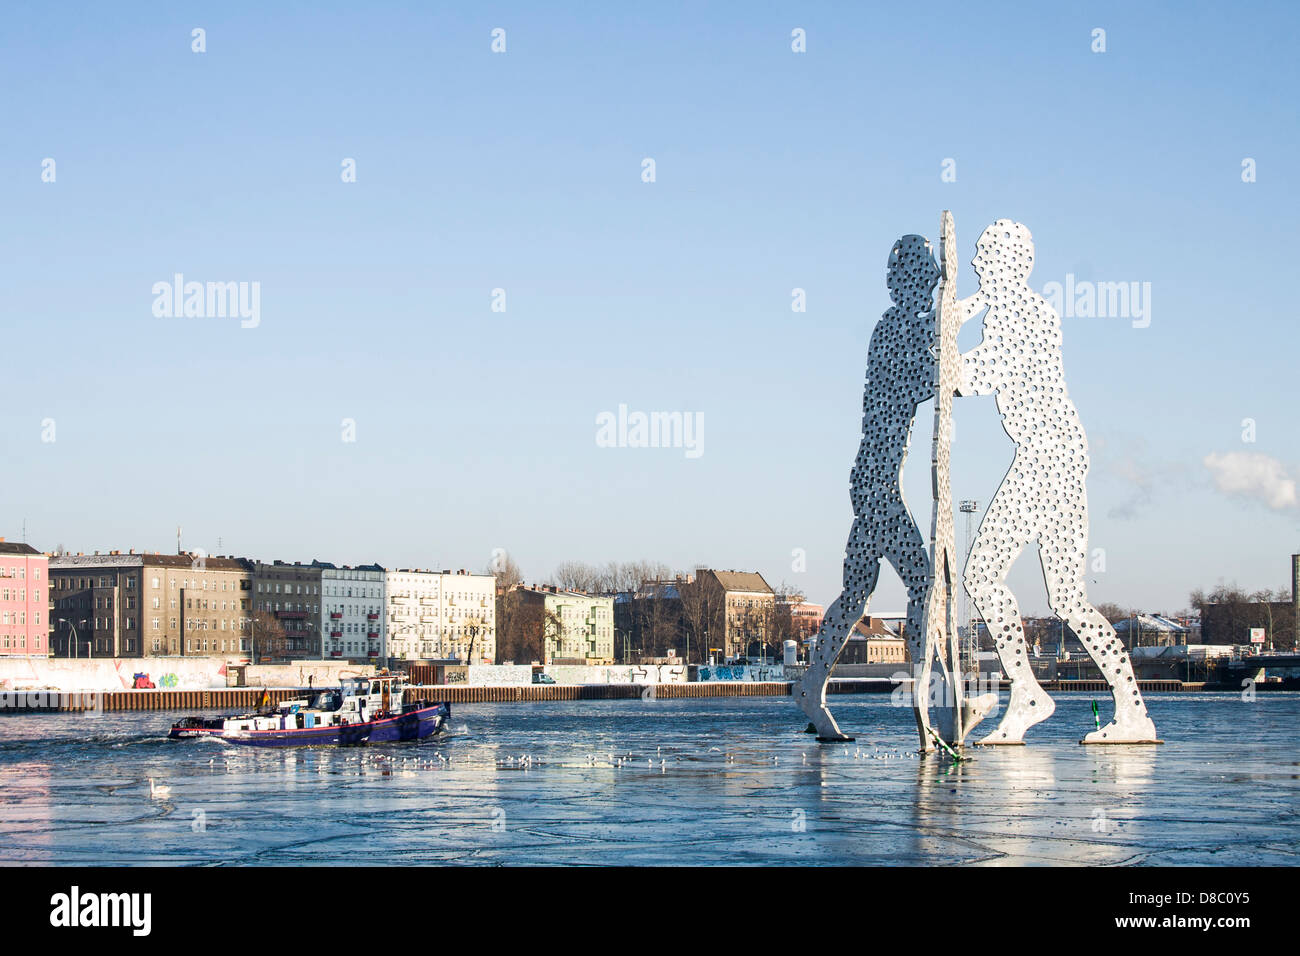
0, 693, 1294, 865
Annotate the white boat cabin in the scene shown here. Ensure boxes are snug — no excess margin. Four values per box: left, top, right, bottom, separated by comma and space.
222, 675, 406, 733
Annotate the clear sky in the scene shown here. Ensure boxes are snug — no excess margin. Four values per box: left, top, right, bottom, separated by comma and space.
3, 1, 1298, 615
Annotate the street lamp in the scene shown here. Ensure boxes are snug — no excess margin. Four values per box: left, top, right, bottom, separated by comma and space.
59, 618, 88, 658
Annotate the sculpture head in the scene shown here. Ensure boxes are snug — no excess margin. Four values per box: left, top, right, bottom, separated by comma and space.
971, 219, 1035, 285
886, 235, 939, 305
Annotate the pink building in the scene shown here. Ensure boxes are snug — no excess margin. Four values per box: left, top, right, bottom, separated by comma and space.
0, 540, 49, 657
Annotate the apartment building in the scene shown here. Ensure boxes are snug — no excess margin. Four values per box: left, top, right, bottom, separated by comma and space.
49, 551, 252, 658
692, 569, 775, 660
318, 561, 386, 662
385, 569, 497, 664
510, 586, 613, 665
251, 561, 322, 659
0, 540, 49, 657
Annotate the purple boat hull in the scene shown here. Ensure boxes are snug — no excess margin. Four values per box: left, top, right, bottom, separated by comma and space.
169, 702, 450, 747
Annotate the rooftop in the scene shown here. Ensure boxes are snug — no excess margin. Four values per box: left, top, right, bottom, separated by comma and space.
0, 540, 42, 556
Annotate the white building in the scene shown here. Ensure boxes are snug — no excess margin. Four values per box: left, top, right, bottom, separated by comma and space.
384, 568, 496, 664
318, 562, 386, 662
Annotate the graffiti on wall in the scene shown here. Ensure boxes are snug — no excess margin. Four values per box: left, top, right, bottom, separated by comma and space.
696, 665, 786, 682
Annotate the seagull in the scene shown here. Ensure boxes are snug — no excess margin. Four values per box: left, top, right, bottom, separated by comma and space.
149, 778, 171, 799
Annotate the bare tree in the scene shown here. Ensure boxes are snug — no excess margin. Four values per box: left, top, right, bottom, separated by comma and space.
679, 572, 724, 664
1095, 602, 1132, 625
497, 588, 545, 664
541, 607, 564, 663
250, 610, 287, 663
488, 553, 524, 591
553, 556, 603, 595
486, 555, 526, 663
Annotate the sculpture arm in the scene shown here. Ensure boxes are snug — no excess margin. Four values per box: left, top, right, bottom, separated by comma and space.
956, 293, 986, 326
956, 343, 997, 396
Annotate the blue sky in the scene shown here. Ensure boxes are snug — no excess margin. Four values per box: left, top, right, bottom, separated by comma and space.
2, 1, 1298, 615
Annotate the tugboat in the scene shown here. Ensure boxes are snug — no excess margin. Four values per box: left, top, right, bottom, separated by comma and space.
168, 673, 449, 747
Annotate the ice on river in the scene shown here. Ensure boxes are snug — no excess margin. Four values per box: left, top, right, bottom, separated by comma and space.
0, 694, 1295, 865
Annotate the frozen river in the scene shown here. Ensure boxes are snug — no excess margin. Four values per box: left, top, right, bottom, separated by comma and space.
0, 693, 1295, 865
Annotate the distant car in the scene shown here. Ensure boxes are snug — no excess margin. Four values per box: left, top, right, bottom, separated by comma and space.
532, 673, 556, 685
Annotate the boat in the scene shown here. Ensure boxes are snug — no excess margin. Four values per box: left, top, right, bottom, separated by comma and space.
167, 673, 449, 747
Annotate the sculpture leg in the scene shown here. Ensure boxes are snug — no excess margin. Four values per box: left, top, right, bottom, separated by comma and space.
794, 525, 880, 742
1040, 538, 1159, 744
966, 513, 1056, 744
886, 533, 936, 752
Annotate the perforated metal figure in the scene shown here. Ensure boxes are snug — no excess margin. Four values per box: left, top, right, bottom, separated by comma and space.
795, 236, 941, 746
956, 220, 1158, 744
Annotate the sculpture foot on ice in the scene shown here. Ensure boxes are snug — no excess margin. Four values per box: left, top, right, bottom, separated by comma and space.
1081, 709, 1159, 744
977, 680, 1055, 745
960, 691, 998, 742
794, 680, 854, 742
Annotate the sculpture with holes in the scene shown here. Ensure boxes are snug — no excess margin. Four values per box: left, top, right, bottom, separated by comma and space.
800, 213, 1158, 749
956, 219, 1158, 744
793, 235, 942, 747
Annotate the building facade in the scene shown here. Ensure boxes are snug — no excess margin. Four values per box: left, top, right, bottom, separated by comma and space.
252, 561, 322, 659
49, 552, 252, 658
694, 569, 775, 661
0, 540, 49, 657
385, 569, 442, 662
438, 570, 496, 664
614, 577, 687, 662
844, 615, 907, 664
511, 586, 614, 664
1200, 600, 1295, 649
318, 562, 386, 662
787, 601, 825, 643
385, 569, 496, 664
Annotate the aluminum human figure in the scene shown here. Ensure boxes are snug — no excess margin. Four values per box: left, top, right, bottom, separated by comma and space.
956, 220, 1158, 744
795, 235, 940, 747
